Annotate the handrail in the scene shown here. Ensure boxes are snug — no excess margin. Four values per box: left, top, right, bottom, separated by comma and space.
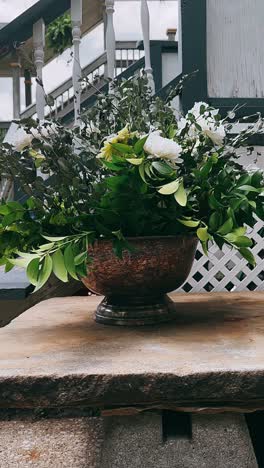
62, 56, 146, 125
156, 72, 183, 100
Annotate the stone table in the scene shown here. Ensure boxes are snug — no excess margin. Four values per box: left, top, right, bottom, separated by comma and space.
0, 291, 263, 467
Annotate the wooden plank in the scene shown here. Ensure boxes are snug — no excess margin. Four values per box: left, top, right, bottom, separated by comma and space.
207, 0, 264, 98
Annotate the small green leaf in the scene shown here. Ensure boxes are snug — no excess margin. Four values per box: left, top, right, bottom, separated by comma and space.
42, 235, 68, 242
248, 200, 257, 209
230, 197, 245, 211
8, 257, 31, 268
174, 182, 187, 206
251, 171, 263, 187
239, 248, 256, 266
237, 174, 251, 186
139, 164, 147, 183
111, 142, 134, 154
232, 236, 253, 248
34, 255, 53, 292
224, 233, 237, 243
152, 161, 174, 176
6, 201, 24, 211
75, 262, 87, 277
126, 158, 143, 165
237, 185, 260, 193
199, 159, 213, 178
52, 249, 68, 282
232, 227, 247, 237
178, 219, 200, 228
209, 212, 220, 231
5, 260, 14, 273
169, 125, 177, 139
64, 244, 79, 280
2, 212, 24, 227
17, 252, 40, 259
38, 242, 55, 251
134, 135, 147, 154
102, 160, 123, 172
74, 251, 87, 266
201, 240, 209, 256
26, 258, 40, 286
217, 218, 233, 236
208, 193, 223, 209
197, 227, 210, 242
0, 205, 10, 216
158, 179, 180, 195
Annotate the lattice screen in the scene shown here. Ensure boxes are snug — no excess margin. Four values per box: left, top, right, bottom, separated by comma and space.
178, 147, 264, 293
179, 218, 264, 293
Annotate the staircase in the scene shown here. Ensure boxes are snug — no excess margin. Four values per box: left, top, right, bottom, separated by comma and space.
20, 42, 145, 122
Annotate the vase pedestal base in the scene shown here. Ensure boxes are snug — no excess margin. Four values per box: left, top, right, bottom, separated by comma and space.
95, 295, 175, 326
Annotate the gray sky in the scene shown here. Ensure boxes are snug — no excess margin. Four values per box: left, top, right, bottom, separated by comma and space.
0, 0, 178, 119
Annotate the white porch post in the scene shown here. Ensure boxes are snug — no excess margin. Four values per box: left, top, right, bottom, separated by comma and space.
33, 18, 45, 122
71, 0, 82, 126
10, 51, 21, 120
105, 0, 116, 92
141, 0, 155, 93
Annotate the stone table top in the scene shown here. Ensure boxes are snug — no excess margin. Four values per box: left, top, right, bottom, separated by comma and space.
1, 292, 264, 411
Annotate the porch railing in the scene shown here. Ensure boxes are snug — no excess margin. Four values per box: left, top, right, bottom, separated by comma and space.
0, 122, 13, 201
20, 42, 144, 121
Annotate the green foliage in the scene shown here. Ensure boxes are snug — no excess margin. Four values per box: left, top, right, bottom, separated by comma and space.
0, 75, 263, 289
46, 14, 72, 55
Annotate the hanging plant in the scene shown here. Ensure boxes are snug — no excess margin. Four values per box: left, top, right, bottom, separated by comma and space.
46, 13, 72, 55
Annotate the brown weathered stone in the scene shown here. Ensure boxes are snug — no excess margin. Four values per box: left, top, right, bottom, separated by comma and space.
0, 292, 264, 409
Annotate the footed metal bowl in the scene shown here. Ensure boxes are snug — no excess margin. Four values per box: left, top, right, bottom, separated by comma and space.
81, 236, 198, 326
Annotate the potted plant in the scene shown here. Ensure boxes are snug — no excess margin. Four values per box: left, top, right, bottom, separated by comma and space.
46, 13, 72, 55
0, 76, 263, 325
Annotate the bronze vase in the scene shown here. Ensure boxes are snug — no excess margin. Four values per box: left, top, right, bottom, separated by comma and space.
81, 236, 198, 326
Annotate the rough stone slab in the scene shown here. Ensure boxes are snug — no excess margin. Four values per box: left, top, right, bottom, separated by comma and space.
0, 416, 104, 468
101, 413, 258, 468
0, 292, 264, 409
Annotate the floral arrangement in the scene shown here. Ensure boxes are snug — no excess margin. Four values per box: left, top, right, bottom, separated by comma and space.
0, 76, 263, 291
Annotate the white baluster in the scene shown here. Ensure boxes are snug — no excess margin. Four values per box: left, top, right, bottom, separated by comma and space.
33, 19, 45, 122
105, 0, 116, 92
71, 0, 82, 126
141, 0, 155, 93
10, 50, 21, 120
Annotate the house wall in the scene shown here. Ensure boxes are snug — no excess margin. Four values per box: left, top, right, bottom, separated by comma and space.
162, 52, 180, 88
207, 0, 264, 98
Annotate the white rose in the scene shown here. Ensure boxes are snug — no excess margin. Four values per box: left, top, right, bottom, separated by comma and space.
203, 127, 225, 146
14, 133, 33, 152
144, 132, 182, 161
200, 119, 226, 146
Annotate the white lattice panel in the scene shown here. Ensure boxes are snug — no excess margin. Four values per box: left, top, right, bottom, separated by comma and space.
180, 218, 264, 293
179, 148, 264, 293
